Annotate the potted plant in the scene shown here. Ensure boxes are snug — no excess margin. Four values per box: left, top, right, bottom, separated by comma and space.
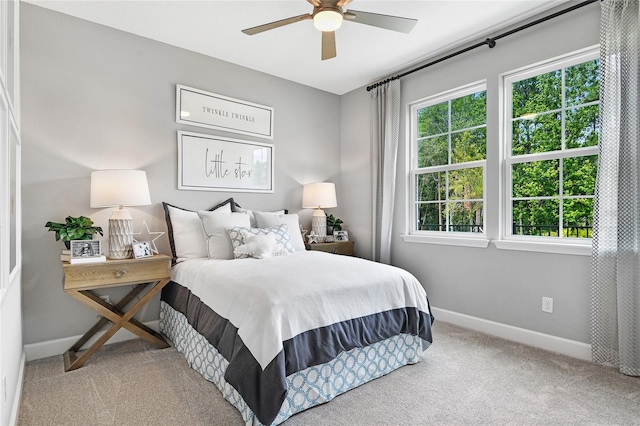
45, 216, 104, 249
326, 214, 343, 236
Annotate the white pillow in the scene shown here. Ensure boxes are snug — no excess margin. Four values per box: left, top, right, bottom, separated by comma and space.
227, 224, 295, 254
254, 211, 306, 251
198, 211, 251, 259
233, 232, 289, 259
235, 207, 286, 227
164, 202, 232, 262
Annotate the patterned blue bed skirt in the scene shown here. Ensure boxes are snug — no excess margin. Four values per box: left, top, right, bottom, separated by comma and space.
160, 301, 424, 425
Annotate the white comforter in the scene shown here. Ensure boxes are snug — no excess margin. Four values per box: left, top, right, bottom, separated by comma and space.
171, 250, 430, 370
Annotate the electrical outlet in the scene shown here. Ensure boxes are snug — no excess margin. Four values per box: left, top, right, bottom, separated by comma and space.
542, 297, 553, 313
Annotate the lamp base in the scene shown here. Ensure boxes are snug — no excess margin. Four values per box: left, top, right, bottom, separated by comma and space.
109, 210, 134, 259
311, 209, 327, 238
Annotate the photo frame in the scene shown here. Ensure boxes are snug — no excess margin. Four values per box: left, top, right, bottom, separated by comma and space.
133, 241, 153, 259
334, 230, 349, 241
70, 240, 102, 259
178, 131, 274, 193
323, 235, 335, 243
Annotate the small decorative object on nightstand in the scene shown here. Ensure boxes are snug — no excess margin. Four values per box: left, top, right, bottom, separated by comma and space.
45, 215, 104, 249
333, 230, 349, 241
325, 214, 343, 236
132, 241, 153, 259
61, 254, 171, 371
69, 239, 106, 264
305, 240, 355, 256
133, 220, 165, 254
307, 230, 319, 244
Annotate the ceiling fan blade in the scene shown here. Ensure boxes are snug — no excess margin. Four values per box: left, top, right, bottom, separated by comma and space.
321, 31, 337, 60
306, 0, 321, 6
344, 9, 417, 34
336, 0, 353, 7
242, 14, 312, 35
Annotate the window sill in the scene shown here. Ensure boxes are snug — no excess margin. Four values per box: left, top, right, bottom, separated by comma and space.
401, 234, 591, 255
401, 234, 490, 248
493, 240, 591, 256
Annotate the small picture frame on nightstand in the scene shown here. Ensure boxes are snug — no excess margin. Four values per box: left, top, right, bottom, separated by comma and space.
70, 240, 101, 259
133, 241, 153, 259
324, 235, 335, 243
334, 230, 349, 241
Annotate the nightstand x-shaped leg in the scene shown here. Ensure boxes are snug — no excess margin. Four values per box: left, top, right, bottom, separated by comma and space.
63, 278, 170, 371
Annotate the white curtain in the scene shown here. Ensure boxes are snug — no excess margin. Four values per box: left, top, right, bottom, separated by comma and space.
371, 80, 400, 264
591, 0, 640, 376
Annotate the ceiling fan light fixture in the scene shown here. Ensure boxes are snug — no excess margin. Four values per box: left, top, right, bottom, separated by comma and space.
313, 10, 343, 32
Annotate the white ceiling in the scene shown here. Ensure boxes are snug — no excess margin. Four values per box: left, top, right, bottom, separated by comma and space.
25, 0, 570, 95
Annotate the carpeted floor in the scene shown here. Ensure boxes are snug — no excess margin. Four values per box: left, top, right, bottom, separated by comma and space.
18, 322, 640, 425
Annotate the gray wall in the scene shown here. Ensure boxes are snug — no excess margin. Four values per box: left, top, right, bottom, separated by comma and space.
340, 3, 600, 343
21, 4, 341, 345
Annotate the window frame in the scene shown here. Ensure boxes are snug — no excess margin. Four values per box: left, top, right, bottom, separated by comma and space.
497, 46, 600, 256
405, 80, 490, 248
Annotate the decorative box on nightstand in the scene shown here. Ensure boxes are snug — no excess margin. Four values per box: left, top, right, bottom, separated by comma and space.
305, 240, 355, 256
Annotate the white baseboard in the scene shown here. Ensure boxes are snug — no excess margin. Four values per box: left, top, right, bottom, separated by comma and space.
24, 320, 160, 362
25, 309, 591, 362
431, 307, 592, 361
9, 349, 25, 426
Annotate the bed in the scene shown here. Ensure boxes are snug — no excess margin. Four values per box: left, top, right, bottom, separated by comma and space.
159, 199, 434, 425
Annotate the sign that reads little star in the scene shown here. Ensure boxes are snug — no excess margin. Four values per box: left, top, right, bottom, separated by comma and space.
176, 85, 274, 139
178, 131, 274, 193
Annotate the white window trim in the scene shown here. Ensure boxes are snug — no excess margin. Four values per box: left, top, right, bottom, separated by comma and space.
402, 233, 491, 248
493, 239, 591, 256
496, 45, 600, 255
407, 80, 489, 247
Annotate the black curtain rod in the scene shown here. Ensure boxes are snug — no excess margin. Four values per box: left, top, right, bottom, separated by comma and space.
366, 0, 599, 92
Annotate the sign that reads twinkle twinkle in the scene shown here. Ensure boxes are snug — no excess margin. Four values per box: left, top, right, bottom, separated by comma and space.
176, 85, 274, 139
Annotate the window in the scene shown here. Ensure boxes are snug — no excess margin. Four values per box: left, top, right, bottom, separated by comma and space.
503, 49, 599, 243
409, 82, 487, 238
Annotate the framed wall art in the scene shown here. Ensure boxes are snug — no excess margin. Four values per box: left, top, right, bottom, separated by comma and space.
178, 131, 274, 193
176, 85, 274, 139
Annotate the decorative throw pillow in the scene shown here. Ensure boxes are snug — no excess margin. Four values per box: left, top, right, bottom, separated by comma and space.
198, 211, 251, 259
254, 211, 306, 251
227, 224, 295, 254
234, 207, 286, 228
163, 198, 234, 263
233, 232, 289, 259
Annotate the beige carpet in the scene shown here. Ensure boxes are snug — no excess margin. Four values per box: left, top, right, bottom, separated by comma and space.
18, 322, 640, 425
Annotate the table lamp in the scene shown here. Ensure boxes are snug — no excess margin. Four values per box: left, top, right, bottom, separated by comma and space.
302, 182, 337, 238
90, 170, 151, 259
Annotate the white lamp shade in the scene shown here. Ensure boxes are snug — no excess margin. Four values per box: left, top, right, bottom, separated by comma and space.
302, 182, 337, 209
90, 170, 151, 208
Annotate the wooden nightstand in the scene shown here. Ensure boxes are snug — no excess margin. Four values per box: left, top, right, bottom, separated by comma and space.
62, 254, 171, 371
305, 240, 355, 256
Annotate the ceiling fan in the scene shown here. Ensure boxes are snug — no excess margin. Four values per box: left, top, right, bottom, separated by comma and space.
241, 0, 418, 60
